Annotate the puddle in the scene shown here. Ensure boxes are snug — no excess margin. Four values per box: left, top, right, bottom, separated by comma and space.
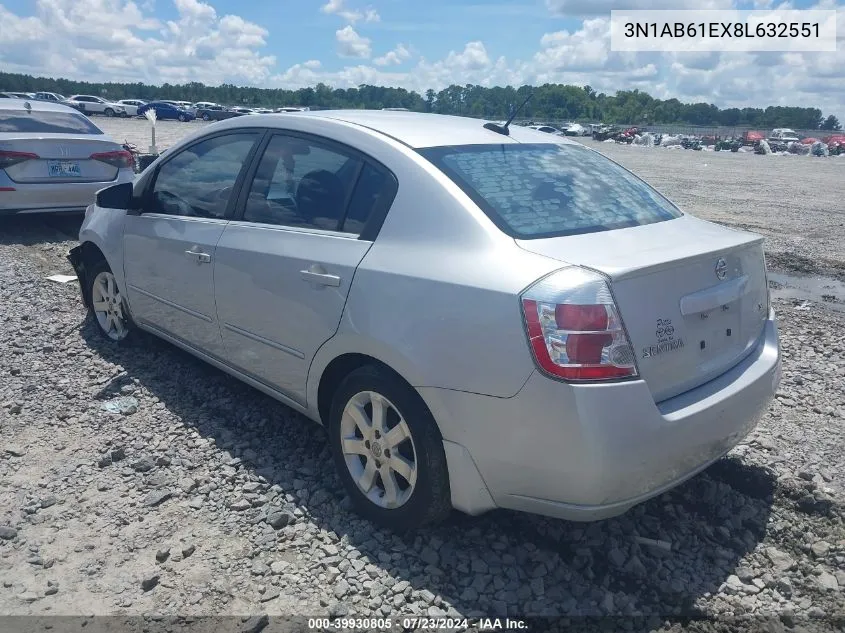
768, 272, 845, 312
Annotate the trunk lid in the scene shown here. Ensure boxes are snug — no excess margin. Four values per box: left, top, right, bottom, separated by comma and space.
516, 216, 769, 402
1, 135, 121, 184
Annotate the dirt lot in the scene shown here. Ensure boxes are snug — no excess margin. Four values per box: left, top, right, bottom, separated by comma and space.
1, 117, 844, 631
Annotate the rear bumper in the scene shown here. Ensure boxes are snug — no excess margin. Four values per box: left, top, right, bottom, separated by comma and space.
0, 171, 133, 214
424, 312, 780, 521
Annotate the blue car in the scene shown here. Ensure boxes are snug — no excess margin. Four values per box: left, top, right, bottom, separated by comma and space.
137, 101, 195, 122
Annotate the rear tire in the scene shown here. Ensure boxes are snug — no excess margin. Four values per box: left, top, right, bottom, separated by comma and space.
85, 260, 134, 344
104, 108, 115, 117
329, 365, 451, 531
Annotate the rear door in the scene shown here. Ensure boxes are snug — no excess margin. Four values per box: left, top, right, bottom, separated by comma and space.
123, 130, 262, 357
213, 132, 397, 403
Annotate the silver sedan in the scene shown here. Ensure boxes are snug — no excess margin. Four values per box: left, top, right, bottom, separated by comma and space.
0, 99, 135, 215
68, 111, 781, 530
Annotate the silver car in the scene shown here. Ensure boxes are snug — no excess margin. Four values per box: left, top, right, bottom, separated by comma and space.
68, 111, 781, 530
0, 99, 135, 215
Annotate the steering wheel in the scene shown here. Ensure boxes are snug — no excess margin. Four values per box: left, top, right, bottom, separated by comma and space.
157, 190, 196, 216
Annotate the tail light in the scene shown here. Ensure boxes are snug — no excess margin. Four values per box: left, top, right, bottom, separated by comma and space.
0, 150, 39, 170
521, 267, 638, 381
90, 150, 134, 169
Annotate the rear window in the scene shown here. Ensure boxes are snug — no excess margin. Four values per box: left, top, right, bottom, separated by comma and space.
419, 143, 682, 238
0, 110, 104, 135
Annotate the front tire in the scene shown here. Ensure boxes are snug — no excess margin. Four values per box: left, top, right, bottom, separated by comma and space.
86, 260, 134, 344
104, 108, 115, 117
329, 365, 451, 531
202, 113, 211, 121
178, 114, 188, 122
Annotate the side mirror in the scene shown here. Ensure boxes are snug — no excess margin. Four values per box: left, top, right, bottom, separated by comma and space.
96, 182, 134, 210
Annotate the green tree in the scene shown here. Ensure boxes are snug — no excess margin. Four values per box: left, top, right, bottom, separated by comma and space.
821, 114, 842, 130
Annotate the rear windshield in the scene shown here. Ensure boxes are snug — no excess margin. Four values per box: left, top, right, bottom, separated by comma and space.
419, 143, 682, 238
0, 110, 103, 135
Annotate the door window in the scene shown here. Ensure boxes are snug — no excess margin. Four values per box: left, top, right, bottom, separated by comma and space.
242, 135, 362, 231
340, 163, 395, 235
148, 133, 257, 219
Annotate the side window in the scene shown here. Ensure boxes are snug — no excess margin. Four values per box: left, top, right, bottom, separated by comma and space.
149, 133, 257, 219
340, 163, 395, 235
242, 134, 361, 231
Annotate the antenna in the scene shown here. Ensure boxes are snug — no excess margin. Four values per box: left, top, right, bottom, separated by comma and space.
483, 90, 534, 136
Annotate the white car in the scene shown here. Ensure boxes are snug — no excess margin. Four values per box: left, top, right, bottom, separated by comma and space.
0, 99, 135, 215
769, 128, 800, 143
65, 95, 127, 117
117, 100, 147, 117
564, 123, 589, 136
527, 124, 563, 135
34, 92, 67, 103
173, 101, 196, 113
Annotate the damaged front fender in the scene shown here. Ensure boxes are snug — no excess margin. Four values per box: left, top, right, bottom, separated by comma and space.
67, 245, 90, 310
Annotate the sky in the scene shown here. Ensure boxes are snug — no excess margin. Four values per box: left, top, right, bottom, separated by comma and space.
0, 0, 843, 119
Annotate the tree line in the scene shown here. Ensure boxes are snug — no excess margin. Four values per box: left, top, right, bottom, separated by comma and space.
1, 71, 840, 130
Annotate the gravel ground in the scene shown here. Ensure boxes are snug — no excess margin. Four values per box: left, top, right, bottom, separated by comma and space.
1, 121, 844, 631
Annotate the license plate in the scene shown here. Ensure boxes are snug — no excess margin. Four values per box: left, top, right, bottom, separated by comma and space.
48, 160, 81, 177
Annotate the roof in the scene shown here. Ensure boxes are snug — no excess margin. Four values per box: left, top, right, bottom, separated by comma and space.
286, 110, 582, 149
0, 98, 81, 114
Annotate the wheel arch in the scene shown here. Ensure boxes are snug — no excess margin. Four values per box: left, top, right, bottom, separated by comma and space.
70, 240, 108, 309
309, 335, 433, 427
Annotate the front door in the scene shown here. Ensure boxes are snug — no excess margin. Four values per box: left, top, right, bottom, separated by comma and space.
213, 132, 397, 403
123, 131, 261, 357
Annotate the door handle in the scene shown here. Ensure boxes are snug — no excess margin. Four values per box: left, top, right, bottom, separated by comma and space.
300, 266, 341, 287
184, 250, 211, 264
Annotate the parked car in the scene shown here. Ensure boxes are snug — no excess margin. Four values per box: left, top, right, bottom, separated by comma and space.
137, 101, 195, 122
68, 111, 780, 530
193, 102, 220, 112
275, 106, 310, 112
564, 123, 588, 136
173, 101, 195, 112
117, 100, 147, 117
229, 107, 256, 115
195, 105, 246, 122
768, 128, 800, 143
1, 91, 35, 99
0, 99, 134, 216
527, 124, 562, 135
34, 92, 67, 103
65, 95, 127, 117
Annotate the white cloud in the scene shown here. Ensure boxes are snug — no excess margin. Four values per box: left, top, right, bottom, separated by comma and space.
0, 0, 275, 85
373, 43, 412, 66
321, 0, 380, 24
545, 0, 734, 16
0, 0, 843, 122
335, 25, 372, 58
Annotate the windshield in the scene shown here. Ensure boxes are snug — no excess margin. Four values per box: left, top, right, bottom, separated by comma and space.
419, 143, 682, 239
0, 109, 104, 134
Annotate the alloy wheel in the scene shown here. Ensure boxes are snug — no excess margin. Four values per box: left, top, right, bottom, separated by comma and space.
340, 391, 417, 509
91, 271, 129, 341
